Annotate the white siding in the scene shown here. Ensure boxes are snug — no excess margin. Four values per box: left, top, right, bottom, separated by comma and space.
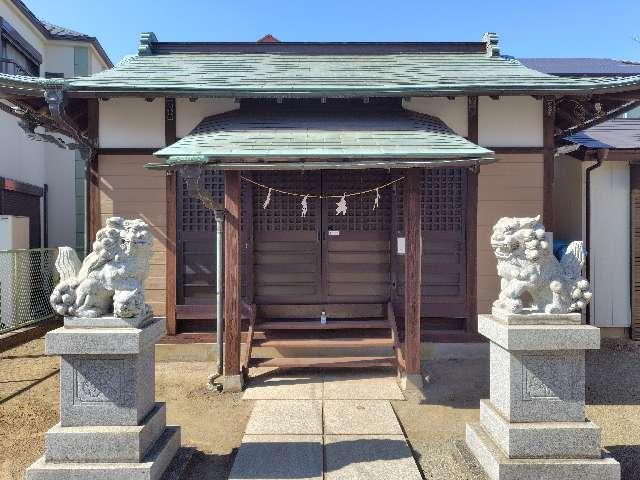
588, 162, 631, 327
99, 98, 165, 148
403, 97, 468, 137
478, 96, 543, 147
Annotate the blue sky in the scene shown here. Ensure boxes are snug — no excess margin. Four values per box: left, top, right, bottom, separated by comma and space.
25, 0, 640, 66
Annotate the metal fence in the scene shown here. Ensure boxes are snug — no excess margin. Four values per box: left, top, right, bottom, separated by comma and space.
0, 248, 58, 335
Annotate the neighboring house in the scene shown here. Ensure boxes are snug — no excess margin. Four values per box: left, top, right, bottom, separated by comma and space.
521, 58, 640, 339
1, 32, 640, 383
0, 0, 110, 248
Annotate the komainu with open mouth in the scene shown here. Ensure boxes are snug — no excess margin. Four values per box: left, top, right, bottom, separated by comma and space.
490, 215, 592, 314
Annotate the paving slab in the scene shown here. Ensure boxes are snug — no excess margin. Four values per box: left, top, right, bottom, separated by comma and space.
245, 400, 323, 435
324, 434, 423, 480
243, 373, 323, 400
228, 434, 323, 480
323, 372, 404, 400
324, 400, 403, 435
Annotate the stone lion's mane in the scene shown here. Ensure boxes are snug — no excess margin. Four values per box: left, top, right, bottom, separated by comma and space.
491, 216, 591, 314
50, 217, 153, 318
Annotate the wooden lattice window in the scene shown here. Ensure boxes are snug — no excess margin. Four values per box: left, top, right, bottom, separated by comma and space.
323, 170, 392, 232
179, 171, 225, 233
251, 172, 318, 232
422, 168, 466, 232
396, 168, 467, 233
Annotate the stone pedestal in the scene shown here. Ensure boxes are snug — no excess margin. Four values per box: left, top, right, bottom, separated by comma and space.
465, 310, 620, 480
26, 315, 180, 480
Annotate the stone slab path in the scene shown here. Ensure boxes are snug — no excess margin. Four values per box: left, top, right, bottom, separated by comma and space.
228, 371, 423, 480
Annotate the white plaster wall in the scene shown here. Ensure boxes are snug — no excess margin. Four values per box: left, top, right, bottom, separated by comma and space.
44, 144, 75, 247
478, 96, 543, 147
99, 98, 165, 148
42, 44, 75, 77
176, 98, 238, 138
403, 97, 468, 137
588, 162, 631, 327
0, 110, 45, 186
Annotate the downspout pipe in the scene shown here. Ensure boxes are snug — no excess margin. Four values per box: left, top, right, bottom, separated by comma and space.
214, 208, 225, 377
584, 148, 607, 323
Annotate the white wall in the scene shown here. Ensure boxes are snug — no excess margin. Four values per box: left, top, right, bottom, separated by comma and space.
0, 111, 46, 186
176, 98, 238, 138
403, 97, 467, 137
44, 145, 75, 247
42, 44, 76, 77
99, 98, 165, 148
478, 96, 543, 147
588, 162, 631, 327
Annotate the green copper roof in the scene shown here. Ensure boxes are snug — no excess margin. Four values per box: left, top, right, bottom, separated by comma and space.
0, 73, 64, 96
65, 51, 640, 98
148, 107, 494, 170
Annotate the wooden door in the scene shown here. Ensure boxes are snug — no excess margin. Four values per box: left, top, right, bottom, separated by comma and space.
252, 172, 322, 304
394, 168, 469, 318
321, 170, 392, 304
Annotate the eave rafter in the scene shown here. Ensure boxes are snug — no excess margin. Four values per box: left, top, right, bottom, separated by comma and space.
0, 89, 94, 157
554, 90, 640, 140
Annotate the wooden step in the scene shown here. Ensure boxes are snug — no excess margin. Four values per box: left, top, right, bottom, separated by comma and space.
254, 337, 395, 348
252, 356, 396, 369
259, 320, 390, 330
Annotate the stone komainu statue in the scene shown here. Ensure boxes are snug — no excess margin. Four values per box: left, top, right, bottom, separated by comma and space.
50, 217, 153, 318
491, 215, 592, 314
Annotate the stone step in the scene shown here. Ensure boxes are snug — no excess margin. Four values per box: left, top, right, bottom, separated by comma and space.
27, 426, 181, 480
45, 403, 167, 463
479, 399, 601, 459
465, 423, 620, 480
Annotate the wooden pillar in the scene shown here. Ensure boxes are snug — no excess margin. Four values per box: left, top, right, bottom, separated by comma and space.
165, 172, 177, 335
543, 96, 556, 230
403, 168, 422, 385
87, 99, 100, 242
164, 98, 177, 335
223, 170, 242, 390
466, 96, 479, 333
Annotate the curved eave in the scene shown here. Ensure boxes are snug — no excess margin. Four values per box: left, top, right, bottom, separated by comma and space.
0, 74, 64, 97
145, 155, 496, 171
63, 78, 640, 99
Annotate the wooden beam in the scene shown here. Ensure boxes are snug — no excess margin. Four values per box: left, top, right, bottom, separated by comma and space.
87, 99, 101, 241
224, 171, 242, 378
403, 169, 422, 375
164, 98, 177, 335
466, 96, 479, 332
543, 96, 556, 229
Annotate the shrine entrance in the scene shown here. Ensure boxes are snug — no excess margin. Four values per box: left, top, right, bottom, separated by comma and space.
251, 170, 393, 306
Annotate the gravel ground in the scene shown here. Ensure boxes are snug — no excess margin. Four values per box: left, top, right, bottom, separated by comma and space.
0, 338, 253, 480
1, 335, 640, 480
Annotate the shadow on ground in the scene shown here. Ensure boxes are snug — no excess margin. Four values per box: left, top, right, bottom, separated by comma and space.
586, 339, 640, 405
420, 357, 489, 408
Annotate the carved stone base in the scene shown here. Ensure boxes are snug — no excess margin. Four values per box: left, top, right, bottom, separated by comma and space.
466, 313, 620, 480
26, 316, 180, 480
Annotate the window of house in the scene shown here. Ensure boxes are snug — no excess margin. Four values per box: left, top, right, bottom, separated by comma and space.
0, 19, 40, 76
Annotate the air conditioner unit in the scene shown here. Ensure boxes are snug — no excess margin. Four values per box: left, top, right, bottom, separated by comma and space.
0, 216, 30, 330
